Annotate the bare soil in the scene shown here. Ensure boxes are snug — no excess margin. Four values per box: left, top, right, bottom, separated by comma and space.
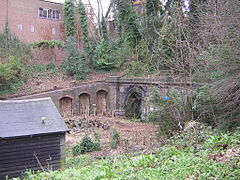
209, 147, 240, 162
65, 116, 159, 158
5, 71, 123, 98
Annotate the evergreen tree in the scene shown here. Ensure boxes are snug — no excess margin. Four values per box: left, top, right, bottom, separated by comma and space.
63, 36, 87, 80
145, 0, 163, 48
77, 0, 92, 65
146, 0, 163, 17
100, 16, 108, 41
77, 0, 89, 50
113, 0, 141, 48
64, 0, 75, 37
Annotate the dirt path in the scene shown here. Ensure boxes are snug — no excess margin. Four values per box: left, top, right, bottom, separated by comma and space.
65, 116, 159, 158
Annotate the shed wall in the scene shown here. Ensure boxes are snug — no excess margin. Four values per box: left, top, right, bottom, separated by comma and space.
0, 133, 64, 179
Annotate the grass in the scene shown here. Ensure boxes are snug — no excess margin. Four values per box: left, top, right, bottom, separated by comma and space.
24, 63, 59, 78
14, 126, 240, 180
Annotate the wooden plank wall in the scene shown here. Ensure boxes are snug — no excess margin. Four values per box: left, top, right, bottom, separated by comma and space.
0, 134, 62, 179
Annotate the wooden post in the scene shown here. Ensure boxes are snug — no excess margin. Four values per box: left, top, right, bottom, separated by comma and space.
143, 136, 146, 145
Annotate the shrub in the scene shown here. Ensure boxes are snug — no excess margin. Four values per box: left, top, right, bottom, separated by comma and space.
46, 62, 56, 70
146, 88, 194, 137
124, 61, 146, 76
111, 130, 120, 149
193, 79, 240, 131
94, 39, 121, 70
62, 37, 87, 80
168, 121, 215, 149
72, 136, 101, 156
0, 56, 24, 94
193, 85, 219, 125
0, 24, 30, 62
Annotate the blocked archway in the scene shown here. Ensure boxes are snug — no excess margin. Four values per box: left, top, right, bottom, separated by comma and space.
125, 89, 143, 119
79, 93, 90, 116
59, 97, 73, 117
96, 90, 108, 115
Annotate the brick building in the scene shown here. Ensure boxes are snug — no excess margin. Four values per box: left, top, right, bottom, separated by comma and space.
0, 0, 96, 63
0, 0, 65, 43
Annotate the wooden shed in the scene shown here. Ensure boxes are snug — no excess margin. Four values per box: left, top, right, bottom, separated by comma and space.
0, 97, 68, 179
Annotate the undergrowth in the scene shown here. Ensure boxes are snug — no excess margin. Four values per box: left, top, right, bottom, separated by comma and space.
72, 135, 101, 156
0, 61, 60, 95
15, 125, 240, 180
24, 63, 59, 78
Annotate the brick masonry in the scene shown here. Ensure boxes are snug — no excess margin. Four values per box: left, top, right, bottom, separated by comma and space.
0, 0, 95, 63
11, 77, 196, 119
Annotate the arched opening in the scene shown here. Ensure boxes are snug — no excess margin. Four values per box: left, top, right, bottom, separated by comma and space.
79, 93, 90, 116
96, 90, 108, 115
59, 97, 72, 117
125, 91, 143, 119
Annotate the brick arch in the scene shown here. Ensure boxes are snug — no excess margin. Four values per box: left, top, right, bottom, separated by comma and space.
124, 87, 145, 119
79, 93, 91, 116
96, 90, 108, 115
59, 96, 73, 118
96, 88, 108, 93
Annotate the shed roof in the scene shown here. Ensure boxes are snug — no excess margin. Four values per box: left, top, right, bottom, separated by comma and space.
0, 97, 68, 138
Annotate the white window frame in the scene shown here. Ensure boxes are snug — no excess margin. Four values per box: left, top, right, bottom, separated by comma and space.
38, 8, 60, 20
52, 27, 56, 35
17, 24, 23, 31
30, 25, 35, 33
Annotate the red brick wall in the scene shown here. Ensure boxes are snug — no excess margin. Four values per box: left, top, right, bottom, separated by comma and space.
0, 0, 66, 63
7, 0, 65, 43
0, 0, 96, 64
0, 0, 8, 32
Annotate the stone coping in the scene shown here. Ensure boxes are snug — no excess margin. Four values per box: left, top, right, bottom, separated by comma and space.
106, 76, 194, 85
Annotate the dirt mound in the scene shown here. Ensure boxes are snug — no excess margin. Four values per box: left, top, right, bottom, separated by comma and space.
209, 147, 240, 162
66, 118, 110, 132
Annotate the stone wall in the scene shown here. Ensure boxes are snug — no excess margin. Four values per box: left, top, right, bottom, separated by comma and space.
13, 82, 110, 117
12, 77, 196, 118
107, 76, 195, 118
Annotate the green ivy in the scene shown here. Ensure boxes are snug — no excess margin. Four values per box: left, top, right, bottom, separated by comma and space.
62, 37, 87, 80
31, 40, 65, 49
113, 0, 142, 48
64, 0, 75, 37
78, 0, 92, 65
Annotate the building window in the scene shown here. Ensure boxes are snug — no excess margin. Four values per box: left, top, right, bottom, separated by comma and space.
30, 25, 35, 33
55, 10, 60, 20
17, 24, 23, 31
39, 8, 43, 17
38, 8, 60, 20
52, 27, 56, 35
48, 9, 52, 19
43, 9, 47, 18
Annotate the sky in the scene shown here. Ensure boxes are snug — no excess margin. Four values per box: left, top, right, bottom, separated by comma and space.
50, 0, 111, 16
